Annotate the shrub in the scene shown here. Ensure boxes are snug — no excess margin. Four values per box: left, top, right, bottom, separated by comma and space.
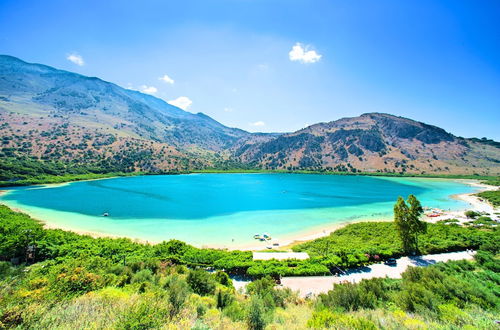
307, 311, 376, 329
438, 304, 472, 326
216, 288, 234, 310
214, 270, 233, 288
246, 296, 267, 330
131, 269, 153, 284
164, 275, 189, 317
187, 269, 216, 296
306, 309, 336, 328
464, 210, 480, 219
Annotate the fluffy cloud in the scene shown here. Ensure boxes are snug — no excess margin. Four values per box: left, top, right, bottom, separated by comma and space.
250, 121, 265, 127
159, 74, 174, 84
140, 85, 158, 95
67, 53, 84, 66
289, 43, 321, 63
168, 96, 192, 110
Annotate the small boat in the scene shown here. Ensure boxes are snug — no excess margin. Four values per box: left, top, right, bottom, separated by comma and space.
102, 212, 109, 217
266, 245, 273, 249
253, 234, 260, 239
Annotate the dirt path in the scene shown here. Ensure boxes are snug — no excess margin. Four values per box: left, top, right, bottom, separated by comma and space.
279, 250, 476, 297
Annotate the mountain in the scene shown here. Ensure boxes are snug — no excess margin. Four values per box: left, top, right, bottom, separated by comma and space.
234, 113, 500, 175
1, 55, 499, 176
0, 55, 259, 173
0, 55, 250, 151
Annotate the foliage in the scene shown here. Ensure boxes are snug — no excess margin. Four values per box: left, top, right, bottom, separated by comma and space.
477, 189, 500, 207
246, 296, 268, 330
165, 274, 190, 317
187, 269, 216, 296
394, 194, 426, 254
465, 210, 481, 218
294, 221, 495, 266
0, 204, 498, 328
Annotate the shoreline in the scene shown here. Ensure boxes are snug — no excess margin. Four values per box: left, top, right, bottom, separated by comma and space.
1, 170, 498, 189
0, 178, 496, 251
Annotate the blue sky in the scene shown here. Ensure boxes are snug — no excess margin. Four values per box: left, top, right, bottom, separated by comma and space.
1, 0, 499, 139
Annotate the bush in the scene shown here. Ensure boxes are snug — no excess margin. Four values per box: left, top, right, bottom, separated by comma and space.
307, 311, 376, 329
164, 275, 189, 317
131, 269, 153, 284
187, 270, 216, 296
246, 296, 268, 330
464, 210, 480, 219
216, 288, 234, 310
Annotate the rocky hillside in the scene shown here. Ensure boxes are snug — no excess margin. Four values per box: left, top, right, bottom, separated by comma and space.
0, 55, 256, 173
1, 55, 499, 176
0, 55, 250, 151
234, 113, 500, 175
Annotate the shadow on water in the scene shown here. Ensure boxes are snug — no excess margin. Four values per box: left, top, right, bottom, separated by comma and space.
88, 181, 172, 202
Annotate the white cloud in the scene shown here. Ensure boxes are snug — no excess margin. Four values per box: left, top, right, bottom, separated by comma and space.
250, 121, 265, 127
289, 43, 322, 64
224, 107, 234, 112
67, 53, 84, 66
168, 96, 192, 110
159, 74, 175, 84
140, 85, 158, 95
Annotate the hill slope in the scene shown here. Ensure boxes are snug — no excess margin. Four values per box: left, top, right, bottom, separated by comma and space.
0, 55, 499, 176
0, 55, 250, 151
235, 113, 500, 175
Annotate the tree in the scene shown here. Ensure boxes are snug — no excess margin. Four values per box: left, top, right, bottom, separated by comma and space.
407, 194, 426, 253
394, 195, 426, 255
246, 296, 267, 330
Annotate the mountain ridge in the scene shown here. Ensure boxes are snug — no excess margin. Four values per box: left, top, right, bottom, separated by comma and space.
1, 55, 499, 176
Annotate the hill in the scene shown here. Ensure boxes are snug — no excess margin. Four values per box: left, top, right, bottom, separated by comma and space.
1, 55, 499, 177
234, 113, 500, 175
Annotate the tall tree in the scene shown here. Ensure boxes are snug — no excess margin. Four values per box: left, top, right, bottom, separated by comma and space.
394, 195, 426, 255
407, 194, 426, 253
394, 196, 412, 253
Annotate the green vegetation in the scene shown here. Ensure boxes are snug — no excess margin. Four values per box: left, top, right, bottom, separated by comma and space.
293, 221, 496, 260
477, 177, 500, 207
394, 194, 426, 254
1, 154, 498, 188
0, 156, 145, 187
477, 190, 500, 207
0, 203, 498, 328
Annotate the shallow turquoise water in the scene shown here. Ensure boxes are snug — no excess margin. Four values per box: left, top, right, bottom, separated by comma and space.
0, 174, 477, 247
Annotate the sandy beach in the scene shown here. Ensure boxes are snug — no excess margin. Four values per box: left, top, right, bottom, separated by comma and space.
240, 179, 498, 251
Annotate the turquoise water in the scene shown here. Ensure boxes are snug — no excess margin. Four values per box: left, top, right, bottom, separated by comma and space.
0, 174, 477, 248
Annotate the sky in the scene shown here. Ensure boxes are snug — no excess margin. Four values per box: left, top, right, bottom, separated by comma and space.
0, 0, 499, 139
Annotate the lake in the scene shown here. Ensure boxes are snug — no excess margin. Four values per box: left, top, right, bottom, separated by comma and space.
0, 174, 477, 248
